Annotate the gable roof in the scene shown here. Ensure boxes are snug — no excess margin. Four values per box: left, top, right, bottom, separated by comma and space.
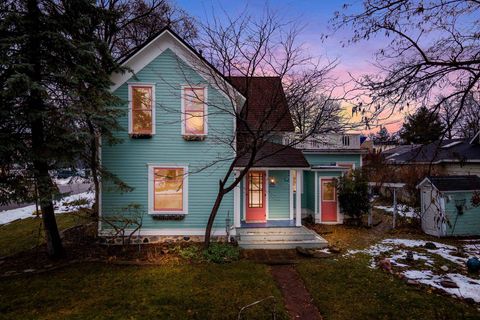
235, 141, 309, 168
229, 77, 295, 132
418, 175, 480, 191
110, 27, 244, 102
388, 138, 480, 164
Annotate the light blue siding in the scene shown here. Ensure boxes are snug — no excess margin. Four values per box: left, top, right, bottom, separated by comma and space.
101, 49, 234, 231
268, 170, 290, 219
444, 192, 480, 236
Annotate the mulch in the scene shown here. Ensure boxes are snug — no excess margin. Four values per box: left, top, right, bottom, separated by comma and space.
270, 265, 322, 320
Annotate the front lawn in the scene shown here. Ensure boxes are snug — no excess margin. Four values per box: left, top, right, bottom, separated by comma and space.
0, 212, 90, 257
297, 255, 480, 320
0, 261, 287, 320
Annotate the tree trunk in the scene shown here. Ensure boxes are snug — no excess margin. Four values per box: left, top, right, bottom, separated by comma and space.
204, 186, 225, 248
27, 0, 64, 258
87, 119, 100, 216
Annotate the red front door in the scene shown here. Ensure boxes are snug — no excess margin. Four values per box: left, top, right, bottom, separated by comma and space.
246, 171, 266, 222
321, 178, 337, 222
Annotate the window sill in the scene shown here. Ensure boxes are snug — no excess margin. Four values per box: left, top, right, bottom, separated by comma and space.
183, 135, 206, 141
130, 133, 153, 139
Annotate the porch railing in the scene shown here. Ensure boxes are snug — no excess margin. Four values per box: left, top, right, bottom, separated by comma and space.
282, 133, 361, 150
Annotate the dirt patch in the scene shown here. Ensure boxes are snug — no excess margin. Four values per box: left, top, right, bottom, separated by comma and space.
270, 265, 322, 320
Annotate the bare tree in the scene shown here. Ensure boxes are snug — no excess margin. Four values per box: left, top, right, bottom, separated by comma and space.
331, 0, 480, 133
166, 8, 353, 246
96, 0, 197, 62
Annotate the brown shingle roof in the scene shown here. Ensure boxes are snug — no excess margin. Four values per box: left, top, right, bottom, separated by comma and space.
235, 141, 309, 168
229, 77, 295, 132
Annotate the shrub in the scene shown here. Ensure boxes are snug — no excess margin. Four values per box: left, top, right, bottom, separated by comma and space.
203, 242, 240, 263
337, 169, 370, 220
175, 245, 201, 260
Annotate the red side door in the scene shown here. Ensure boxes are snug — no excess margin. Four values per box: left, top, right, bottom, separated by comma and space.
246, 171, 266, 222
321, 178, 337, 222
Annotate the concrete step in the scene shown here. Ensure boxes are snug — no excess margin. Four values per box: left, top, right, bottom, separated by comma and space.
236, 226, 328, 249
239, 233, 317, 241
237, 227, 305, 235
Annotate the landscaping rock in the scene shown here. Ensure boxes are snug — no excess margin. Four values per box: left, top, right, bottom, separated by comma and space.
328, 246, 341, 254
440, 265, 449, 272
405, 251, 414, 262
23, 269, 35, 273
143, 238, 149, 244
424, 242, 437, 250
312, 251, 332, 259
296, 247, 314, 257
379, 258, 392, 273
464, 298, 475, 304
466, 257, 480, 273
406, 279, 419, 285
440, 279, 458, 288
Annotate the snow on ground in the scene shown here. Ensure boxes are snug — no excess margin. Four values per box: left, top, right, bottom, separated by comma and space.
0, 192, 94, 225
54, 176, 91, 185
346, 238, 480, 302
374, 204, 418, 218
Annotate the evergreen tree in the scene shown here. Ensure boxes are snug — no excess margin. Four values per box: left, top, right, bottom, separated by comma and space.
400, 106, 445, 144
0, 0, 121, 258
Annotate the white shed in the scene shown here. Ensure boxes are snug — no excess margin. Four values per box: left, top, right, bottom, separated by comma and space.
417, 175, 480, 237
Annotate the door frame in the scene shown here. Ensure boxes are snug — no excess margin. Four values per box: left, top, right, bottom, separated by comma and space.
244, 170, 268, 223
318, 176, 341, 224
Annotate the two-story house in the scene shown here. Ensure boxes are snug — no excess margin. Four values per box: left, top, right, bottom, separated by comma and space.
100, 28, 363, 248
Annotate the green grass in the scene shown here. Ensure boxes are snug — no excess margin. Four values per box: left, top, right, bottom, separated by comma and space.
0, 262, 287, 320
297, 255, 480, 320
0, 212, 90, 257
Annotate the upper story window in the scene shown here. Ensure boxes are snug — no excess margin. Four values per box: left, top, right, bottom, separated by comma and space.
182, 86, 207, 137
129, 84, 155, 136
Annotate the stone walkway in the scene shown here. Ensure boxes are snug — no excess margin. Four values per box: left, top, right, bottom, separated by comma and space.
270, 265, 322, 320
243, 249, 323, 319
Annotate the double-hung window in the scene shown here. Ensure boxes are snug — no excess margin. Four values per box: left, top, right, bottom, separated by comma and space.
182, 86, 207, 136
129, 84, 155, 135
148, 165, 188, 215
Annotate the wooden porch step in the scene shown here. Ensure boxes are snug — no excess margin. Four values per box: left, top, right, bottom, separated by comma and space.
236, 226, 328, 250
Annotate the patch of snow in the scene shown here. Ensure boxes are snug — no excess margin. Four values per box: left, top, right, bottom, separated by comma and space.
346, 238, 480, 302
403, 270, 480, 302
374, 204, 418, 218
0, 191, 94, 225
54, 176, 91, 185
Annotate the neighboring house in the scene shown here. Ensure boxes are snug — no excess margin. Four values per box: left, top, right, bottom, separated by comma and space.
387, 133, 480, 176
100, 28, 362, 248
383, 144, 420, 160
417, 176, 480, 237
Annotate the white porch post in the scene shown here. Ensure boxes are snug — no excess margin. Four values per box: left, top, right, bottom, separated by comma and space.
295, 169, 302, 226
234, 170, 241, 228
314, 171, 318, 223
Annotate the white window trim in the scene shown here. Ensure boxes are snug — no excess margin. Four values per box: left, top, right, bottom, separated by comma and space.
181, 85, 208, 136
128, 83, 156, 135
148, 164, 188, 215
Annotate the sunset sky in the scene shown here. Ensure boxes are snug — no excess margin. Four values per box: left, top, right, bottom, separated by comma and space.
177, 0, 408, 134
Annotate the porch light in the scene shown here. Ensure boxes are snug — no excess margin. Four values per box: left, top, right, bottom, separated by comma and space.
269, 176, 277, 186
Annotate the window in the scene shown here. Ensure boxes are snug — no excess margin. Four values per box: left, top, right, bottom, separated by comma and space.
148, 165, 188, 214
129, 84, 155, 135
248, 172, 264, 208
183, 87, 207, 136
322, 181, 335, 201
